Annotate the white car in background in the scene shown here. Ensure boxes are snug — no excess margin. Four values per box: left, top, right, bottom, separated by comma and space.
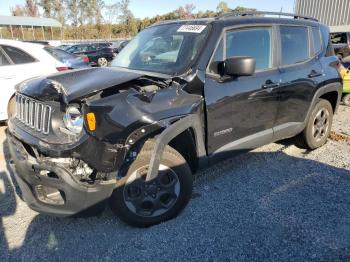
0, 39, 89, 121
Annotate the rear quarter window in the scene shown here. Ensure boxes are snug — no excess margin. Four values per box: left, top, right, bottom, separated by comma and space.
1, 45, 36, 64
0, 48, 11, 66
312, 27, 322, 55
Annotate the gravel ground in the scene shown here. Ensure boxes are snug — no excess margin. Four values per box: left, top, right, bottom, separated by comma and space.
0, 106, 349, 262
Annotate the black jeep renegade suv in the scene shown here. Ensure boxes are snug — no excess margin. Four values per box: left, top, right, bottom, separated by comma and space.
6, 12, 342, 227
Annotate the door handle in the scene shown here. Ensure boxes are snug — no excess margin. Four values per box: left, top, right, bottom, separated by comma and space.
262, 81, 280, 89
308, 70, 323, 78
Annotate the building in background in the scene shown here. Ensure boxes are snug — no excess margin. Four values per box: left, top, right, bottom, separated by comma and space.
295, 0, 350, 31
0, 16, 62, 40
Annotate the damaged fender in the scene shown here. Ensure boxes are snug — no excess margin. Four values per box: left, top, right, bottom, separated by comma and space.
145, 114, 207, 182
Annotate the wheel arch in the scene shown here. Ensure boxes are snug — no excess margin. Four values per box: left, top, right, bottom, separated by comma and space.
168, 128, 198, 173
319, 90, 339, 113
142, 114, 207, 182
305, 82, 342, 125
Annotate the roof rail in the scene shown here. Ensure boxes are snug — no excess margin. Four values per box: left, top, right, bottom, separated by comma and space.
216, 11, 318, 22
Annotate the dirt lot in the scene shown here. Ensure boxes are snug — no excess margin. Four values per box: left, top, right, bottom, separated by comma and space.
0, 106, 349, 261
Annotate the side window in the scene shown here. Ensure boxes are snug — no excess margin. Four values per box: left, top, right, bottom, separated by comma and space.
1, 45, 36, 64
0, 48, 11, 66
280, 26, 309, 66
75, 46, 83, 52
87, 45, 96, 52
226, 27, 272, 71
312, 27, 322, 55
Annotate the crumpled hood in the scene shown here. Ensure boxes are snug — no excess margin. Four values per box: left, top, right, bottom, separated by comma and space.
17, 67, 144, 103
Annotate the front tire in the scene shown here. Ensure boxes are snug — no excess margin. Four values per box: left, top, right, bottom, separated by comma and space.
109, 142, 193, 227
342, 94, 350, 106
297, 99, 333, 149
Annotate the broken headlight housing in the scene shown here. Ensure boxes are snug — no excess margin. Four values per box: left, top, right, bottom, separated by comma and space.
63, 105, 83, 134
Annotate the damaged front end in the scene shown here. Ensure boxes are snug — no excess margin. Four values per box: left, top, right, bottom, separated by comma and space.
6, 128, 116, 216
6, 67, 205, 216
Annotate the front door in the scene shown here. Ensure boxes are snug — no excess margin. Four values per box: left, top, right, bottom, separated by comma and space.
205, 26, 281, 156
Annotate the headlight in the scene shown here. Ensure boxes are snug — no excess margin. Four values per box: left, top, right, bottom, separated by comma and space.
63, 106, 83, 134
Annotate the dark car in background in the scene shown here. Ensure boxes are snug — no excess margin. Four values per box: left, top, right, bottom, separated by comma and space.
44, 46, 90, 70
65, 42, 115, 67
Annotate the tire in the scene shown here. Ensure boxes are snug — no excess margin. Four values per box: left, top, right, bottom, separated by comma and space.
97, 57, 108, 67
109, 141, 193, 227
297, 99, 333, 150
342, 94, 350, 106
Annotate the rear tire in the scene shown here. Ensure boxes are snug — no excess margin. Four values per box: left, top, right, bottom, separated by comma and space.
97, 57, 108, 67
342, 94, 350, 106
296, 99, 333, 150
109, 141, 193, 227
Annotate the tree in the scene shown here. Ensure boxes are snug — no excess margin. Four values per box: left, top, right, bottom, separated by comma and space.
67, 0, 79, 26
39, 0, 52, 17
119, 0, 132, 24
232, 6, 257, 12
139, 17, 151, 30
105, 2, 119, 38
39, 0, 66, 24
105, 2, 119, 24
53, 0, 66, 24
11, 5, 25, 16
216, 1, 230, 14
11, 0, 39, 17
184, 4, 195, 19
119, 0, 138, 36
25, 0, 39, 16
175, 6, 186, 19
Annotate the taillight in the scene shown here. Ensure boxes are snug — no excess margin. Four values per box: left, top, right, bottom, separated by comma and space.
56, 66, 68, 71
82, 56, 89, 63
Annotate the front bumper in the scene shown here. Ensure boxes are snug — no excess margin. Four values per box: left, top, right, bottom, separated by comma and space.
6, 129, 116, 217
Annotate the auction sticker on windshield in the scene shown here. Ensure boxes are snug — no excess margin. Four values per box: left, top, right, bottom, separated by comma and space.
177, 25, 207, 33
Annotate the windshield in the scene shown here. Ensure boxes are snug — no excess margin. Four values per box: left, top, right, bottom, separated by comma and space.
111, 24, 209, 75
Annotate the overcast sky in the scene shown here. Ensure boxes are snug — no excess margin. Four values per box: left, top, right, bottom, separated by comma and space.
0, 0, 295, 19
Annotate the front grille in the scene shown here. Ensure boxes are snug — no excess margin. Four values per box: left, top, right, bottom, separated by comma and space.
15, 94, 52, 135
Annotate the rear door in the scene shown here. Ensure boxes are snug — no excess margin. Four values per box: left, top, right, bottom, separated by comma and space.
274, 25, 324, 139
205, 26, 281, 156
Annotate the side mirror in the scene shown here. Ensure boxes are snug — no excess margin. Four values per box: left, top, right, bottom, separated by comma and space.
224, 56, 256, 77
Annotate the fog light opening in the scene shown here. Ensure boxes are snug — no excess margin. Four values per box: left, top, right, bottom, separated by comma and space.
34, 185, 65, 205
39, 170, 59, 179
